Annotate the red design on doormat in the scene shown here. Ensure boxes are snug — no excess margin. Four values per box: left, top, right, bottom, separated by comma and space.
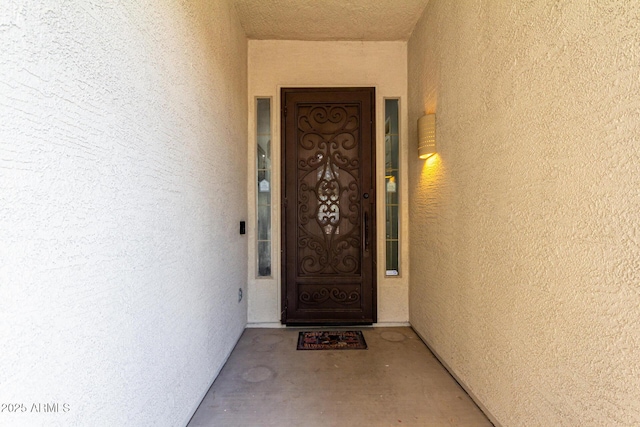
297, 331, 367, 350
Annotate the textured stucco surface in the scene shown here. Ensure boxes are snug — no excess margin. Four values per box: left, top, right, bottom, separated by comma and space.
247, 41, 409, 326
232, 0, 429, 41
408, 1, 640, 426
0, 1, 247, 425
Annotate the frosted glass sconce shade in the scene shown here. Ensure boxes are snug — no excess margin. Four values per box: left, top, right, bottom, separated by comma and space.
418, 114, 436, 159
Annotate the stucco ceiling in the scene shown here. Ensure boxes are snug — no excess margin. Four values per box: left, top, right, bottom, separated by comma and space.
231, 0, 430, 41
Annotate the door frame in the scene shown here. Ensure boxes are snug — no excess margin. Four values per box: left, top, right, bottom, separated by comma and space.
280, 87, 377, 325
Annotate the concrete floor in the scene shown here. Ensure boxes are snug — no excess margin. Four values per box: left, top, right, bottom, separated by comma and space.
188, 327, 493, 427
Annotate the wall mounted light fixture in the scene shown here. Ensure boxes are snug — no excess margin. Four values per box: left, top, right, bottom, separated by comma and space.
418, 114, 436, 159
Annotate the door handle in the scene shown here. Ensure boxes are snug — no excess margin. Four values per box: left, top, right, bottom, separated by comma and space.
364, 211, 369, 253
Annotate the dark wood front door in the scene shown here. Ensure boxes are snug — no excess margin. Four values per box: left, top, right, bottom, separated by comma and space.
281, 88, 376, 325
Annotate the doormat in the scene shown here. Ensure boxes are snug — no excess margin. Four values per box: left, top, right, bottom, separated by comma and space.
297, 331, 367, 350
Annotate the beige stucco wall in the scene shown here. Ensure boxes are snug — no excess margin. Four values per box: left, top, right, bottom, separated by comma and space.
247, 40, 409, 326
0, 1, 247, 425
408, 1, 640, 426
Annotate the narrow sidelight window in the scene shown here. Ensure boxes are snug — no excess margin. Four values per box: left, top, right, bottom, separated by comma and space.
256, 98, 271, 277
385, 99, 400, 276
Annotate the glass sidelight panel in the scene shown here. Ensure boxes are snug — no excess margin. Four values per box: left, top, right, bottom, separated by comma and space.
256, 98, 271, 277
385, 99, 400, 276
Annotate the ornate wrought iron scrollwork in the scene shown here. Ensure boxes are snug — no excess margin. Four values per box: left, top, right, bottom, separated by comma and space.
299, 288, 361, 305
296, 104, 362, 275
